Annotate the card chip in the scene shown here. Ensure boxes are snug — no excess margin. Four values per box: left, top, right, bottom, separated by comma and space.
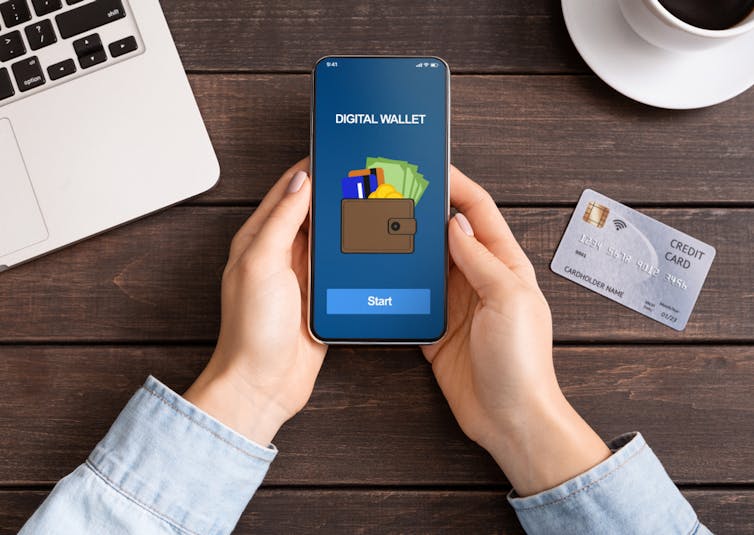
583, 201, 609, 228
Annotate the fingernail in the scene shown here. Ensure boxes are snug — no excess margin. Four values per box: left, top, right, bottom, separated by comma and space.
455, 213, 474, 236
287, 171, 307, 193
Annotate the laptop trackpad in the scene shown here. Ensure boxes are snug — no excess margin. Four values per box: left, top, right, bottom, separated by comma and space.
0, 118, 48, 259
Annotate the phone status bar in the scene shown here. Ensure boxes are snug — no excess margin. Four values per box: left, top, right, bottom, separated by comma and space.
320, 58, 446, 72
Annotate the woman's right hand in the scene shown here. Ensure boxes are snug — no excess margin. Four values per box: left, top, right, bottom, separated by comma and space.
185, 160, 327, 447
422, 166, 610, 496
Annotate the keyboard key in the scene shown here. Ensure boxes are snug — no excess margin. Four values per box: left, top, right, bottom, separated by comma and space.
11, 56, 44, 92
108, 35, 136, 57
55, 0, 125, 39
72, 32, 101, 57
73, 32, 107, 69
0, 67, 14, 101
0, 0, 32, 28
25, 19, 57, 50
31, 0, 61, 16
78, 49, 105, 69
0, 30, 26, 62
47, 57, 74, 80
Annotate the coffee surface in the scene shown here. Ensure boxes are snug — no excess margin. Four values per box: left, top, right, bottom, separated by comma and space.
659, 0, 754, 30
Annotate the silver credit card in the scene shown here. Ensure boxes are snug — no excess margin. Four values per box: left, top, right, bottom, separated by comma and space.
551, 189, 716, 331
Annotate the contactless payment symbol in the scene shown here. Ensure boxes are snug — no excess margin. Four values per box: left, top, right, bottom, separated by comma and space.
341, 157, 428, 254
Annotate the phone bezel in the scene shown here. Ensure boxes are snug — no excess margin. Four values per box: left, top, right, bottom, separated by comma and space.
308, 55, 450, 345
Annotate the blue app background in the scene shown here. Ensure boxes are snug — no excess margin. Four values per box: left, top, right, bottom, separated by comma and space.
312, 57, 448, 341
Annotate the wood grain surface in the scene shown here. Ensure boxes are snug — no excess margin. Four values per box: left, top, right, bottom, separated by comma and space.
1, 489, 752, 535
185, 74, 754, 205
161, 1, 584, 74
0, 208, 748, 342
0, 345, 751, 485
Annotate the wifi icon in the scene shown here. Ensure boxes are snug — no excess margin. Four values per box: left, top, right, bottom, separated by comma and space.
613, 219, 627, 231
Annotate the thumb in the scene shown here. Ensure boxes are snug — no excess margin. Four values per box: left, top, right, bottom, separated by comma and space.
449, 213, 515, 299
250, 171, 311, 260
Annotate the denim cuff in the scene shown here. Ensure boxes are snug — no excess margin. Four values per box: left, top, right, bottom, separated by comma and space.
508, 432, 704, 535
87, 376, 276, 535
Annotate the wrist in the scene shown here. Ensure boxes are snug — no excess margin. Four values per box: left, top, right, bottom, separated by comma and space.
484, 390, 611, 497
184, 362, 288, 446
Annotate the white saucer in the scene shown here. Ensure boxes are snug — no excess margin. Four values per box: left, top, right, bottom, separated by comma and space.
562, 0, 754, 109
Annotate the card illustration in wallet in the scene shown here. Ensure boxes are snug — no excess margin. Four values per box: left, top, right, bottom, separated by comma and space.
349, 168, 385, 184
341, 198, 416, 253
342, 173, 379, 199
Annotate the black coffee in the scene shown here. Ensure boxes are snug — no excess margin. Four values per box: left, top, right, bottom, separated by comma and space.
659, 0, 754, 30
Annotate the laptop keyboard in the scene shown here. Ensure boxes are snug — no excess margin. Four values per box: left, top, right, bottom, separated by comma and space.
0, 0, 142, 107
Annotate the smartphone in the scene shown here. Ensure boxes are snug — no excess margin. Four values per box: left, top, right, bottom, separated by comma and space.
310, 56, 450, 344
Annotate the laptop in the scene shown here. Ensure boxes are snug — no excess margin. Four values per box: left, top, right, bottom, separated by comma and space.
0, 0, 219, 271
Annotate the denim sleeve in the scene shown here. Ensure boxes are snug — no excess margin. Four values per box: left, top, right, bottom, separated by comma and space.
508, 432, 711, 535
20, 376, 276, 535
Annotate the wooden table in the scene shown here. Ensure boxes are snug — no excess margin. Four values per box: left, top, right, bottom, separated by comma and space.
2, 2, 753, 533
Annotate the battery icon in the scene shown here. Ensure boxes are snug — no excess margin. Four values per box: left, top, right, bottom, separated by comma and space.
430, 62, 438, 68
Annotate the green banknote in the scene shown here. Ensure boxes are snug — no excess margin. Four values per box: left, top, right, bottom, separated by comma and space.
366, 156, 405, 195
365, 156, 429, 205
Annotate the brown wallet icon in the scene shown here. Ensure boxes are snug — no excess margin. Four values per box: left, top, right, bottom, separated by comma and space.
341, 199, 417, 253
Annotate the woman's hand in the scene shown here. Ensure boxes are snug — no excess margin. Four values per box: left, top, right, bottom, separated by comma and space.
423, 166, 610, 496
185, 159, 327, 446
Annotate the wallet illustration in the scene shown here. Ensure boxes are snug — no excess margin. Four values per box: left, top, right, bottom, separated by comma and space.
342, 198, 416, 253
340, 157, 427, 254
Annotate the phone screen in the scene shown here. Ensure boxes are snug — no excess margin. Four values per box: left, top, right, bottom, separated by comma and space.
311, 57, 449, 343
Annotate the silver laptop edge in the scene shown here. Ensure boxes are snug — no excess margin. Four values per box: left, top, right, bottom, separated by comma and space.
0, 0, 219, 270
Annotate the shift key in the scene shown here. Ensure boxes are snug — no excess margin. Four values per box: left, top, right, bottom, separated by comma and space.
55, 0, 126, 40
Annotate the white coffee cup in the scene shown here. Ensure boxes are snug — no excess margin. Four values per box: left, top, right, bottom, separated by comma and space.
618, 0, 754, 52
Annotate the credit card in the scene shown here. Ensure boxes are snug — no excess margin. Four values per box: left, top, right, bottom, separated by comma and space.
550, 189, 716, 331
341, 173, 378, 199
348, 168, 385, 185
